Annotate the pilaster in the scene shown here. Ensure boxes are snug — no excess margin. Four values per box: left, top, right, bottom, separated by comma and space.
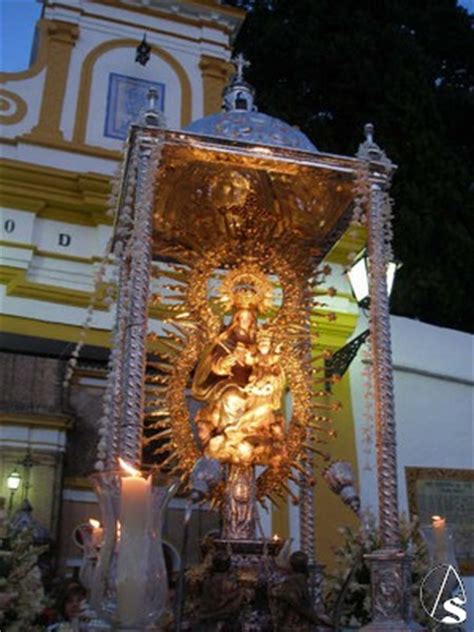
27, 20, 79, 142
199, 55, 232, 116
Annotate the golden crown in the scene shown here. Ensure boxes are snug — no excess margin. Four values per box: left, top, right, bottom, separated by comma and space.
218, 264, 273, 314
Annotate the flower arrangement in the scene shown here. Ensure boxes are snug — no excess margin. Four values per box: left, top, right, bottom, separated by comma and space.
324, 511, 431, 629
0, 528, 47, 631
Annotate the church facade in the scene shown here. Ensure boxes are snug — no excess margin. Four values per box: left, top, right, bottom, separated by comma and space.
0, 0, 248, 573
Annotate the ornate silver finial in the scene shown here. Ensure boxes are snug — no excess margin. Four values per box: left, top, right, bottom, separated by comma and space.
364, 122, 374, 144
140, 87, 166, 128
222, 52, 256, 113
357, 122, 389, 164
323, 461, 360, 515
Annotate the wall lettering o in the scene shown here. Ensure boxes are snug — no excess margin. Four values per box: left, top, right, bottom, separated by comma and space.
4, 219, 15, 234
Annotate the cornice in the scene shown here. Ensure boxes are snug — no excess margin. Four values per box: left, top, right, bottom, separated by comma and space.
10, 135, 122, 161
0, 266, 112, 310
0, 412, 73, 430
88, 0, 244, 33
0, 158, 112, 226
0, 314, 112, 348
63, 476, 93, 490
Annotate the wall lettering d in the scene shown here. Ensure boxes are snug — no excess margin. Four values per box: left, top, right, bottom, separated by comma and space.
58, 233, 71, 247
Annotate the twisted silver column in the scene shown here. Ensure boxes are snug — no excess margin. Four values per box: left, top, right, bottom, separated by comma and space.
119, 139, 160, 468
299, 458, 325, 613
367, 184, 400, 548
99, 146, 138, 472
299, 457, 315, 557
106, 253, 131, 470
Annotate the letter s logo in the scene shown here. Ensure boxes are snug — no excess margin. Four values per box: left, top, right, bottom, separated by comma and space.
441, 596, 467, 625
420, 564, 468, 626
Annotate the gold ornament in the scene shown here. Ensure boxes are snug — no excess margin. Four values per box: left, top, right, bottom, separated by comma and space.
145, 192, 339, 504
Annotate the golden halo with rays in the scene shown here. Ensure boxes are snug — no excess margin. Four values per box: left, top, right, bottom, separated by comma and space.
216, 262, 274, 314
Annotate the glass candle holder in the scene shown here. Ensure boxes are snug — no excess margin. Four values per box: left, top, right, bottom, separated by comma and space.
90, 469, 177, 630
77, 522, 99, 592
420, 522, 457, 567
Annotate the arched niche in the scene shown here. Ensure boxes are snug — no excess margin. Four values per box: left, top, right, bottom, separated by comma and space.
72, 39, 192, 148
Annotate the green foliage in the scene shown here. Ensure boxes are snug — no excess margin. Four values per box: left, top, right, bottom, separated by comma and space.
323, 512, 431, 628
0, 529, 47, 631
226, 0, 474, 332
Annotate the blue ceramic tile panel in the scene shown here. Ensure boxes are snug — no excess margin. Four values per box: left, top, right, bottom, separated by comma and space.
104, 73, 165, 140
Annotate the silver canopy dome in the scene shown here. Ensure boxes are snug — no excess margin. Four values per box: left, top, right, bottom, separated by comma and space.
185, 54, 318, 153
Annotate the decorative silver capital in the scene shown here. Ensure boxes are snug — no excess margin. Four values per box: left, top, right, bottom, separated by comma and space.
357, 122, 390, 166
361, 550, 415, 631
140, 87, 166, 128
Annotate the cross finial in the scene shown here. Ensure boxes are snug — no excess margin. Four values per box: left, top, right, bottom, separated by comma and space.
232, 53, 250, 82
222, 53, 255, 112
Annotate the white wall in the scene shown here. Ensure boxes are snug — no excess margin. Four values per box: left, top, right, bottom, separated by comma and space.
350, 315, 474, 628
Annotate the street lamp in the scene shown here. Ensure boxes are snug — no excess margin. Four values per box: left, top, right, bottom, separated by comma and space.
326, 250, 401, 384
6, 470, 21, 514
135, 33, 151, 66
347, 249, 400, 309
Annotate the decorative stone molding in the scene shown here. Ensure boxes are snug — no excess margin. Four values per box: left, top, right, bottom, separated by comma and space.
0, 89, 27, 125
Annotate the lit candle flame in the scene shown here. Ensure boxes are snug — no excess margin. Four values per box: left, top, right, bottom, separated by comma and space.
117, 520, 121, 542
89, 518, 101, 529
118, 457, 142, 477
272, 533, 280, 541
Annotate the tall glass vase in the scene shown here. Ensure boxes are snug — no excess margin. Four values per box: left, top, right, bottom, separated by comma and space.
90, 470, 177, 630
420, 523, 457, 567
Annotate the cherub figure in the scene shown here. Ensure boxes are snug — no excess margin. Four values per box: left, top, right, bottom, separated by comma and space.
214, 330, 286, 464
234, 329, 285, 439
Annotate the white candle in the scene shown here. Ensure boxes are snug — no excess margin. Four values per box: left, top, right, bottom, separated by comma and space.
116, 459, 152, 626
432, 515, 448, 562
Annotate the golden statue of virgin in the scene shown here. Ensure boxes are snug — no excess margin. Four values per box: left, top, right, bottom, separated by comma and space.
191, 281, 286, 467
